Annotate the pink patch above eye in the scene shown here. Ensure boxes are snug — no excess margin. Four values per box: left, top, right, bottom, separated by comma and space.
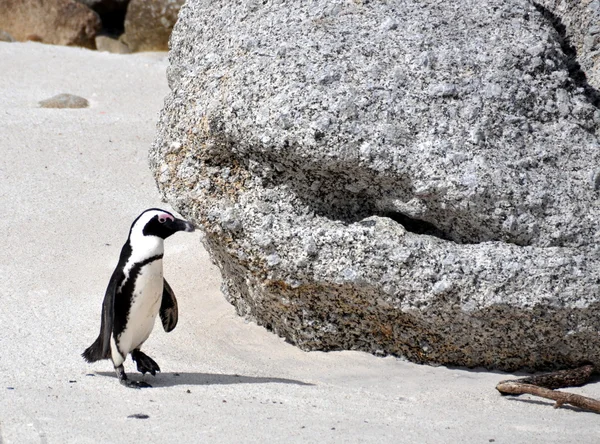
159, 213, 174, 223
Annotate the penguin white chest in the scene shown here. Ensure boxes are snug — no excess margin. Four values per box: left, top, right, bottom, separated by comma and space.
120, 260, 164, 352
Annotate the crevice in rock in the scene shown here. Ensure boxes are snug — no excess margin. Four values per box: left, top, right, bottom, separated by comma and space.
86, 0, 130, 36
533, 2, 600, 108
97, 8, 127, 35
377, 212, 455, 241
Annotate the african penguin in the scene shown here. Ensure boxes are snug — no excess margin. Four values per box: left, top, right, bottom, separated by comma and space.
82, 208, 195, 388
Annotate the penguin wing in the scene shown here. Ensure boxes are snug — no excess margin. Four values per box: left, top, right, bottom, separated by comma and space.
82, 274, 117, 363
100, 272, 119, 358
160, 278, 178, 332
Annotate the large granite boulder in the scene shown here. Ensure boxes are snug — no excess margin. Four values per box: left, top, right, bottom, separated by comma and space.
0, 0, 101, 48
150, 0, 600, 371
122, 0, 185, 52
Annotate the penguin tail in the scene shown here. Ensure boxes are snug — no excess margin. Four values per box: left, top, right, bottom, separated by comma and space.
82, 336, 105, 363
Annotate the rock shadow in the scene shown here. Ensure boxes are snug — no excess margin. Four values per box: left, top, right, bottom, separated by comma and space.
533, 2, 600, 108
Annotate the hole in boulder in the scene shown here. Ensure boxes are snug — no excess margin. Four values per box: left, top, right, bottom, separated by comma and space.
88, 1, 130, 36
98, 9, 127, 35
379, 211, 454, 241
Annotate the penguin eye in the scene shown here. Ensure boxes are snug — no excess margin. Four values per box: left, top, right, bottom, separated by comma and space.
158, 217, 166, 223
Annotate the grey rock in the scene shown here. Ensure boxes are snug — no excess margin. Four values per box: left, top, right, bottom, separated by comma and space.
39, 94, 89, 109
151, 0, 600, 371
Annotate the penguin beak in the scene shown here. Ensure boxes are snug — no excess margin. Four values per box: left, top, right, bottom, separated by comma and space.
170, 218, 195, 233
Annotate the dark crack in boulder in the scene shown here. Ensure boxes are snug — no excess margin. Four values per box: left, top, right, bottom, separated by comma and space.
535, 0, 600, 97
150, 0, 600, 371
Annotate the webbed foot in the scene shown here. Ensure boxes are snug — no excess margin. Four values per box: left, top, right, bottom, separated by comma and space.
131, 349, 161, 376
115, 364, 152, 388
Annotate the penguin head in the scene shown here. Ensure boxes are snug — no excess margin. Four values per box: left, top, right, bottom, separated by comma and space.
131, 208, 195, 240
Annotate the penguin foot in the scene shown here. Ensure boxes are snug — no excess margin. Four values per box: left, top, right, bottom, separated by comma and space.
131, 349, 161, 376
115, 364, 152, 389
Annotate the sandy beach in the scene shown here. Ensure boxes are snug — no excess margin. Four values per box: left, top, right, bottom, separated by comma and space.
1, 41, 599, 443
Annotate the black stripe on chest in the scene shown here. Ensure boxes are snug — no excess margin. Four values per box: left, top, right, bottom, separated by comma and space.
113, 253, 163, 337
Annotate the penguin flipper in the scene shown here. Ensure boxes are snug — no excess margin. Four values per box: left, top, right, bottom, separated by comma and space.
100, 275, 117, 357
82, 274, 117, 362
160, 278, 178, 332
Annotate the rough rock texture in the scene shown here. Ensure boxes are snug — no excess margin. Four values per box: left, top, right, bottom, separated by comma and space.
535, 0, 600, 96
0, 0, 101, 48
122, 0, 184, 52
151, 0, 600, 371
39, 93, 89, 108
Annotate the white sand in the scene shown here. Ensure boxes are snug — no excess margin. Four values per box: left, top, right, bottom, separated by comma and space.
1, 41, 599, 443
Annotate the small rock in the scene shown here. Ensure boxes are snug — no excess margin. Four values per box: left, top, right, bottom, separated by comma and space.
0, 30, 14, 42
95, 34, 131, 54
127, 413, 149, 419
39, 94, 89, 109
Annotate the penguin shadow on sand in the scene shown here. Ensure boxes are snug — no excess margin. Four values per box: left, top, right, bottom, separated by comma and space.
94, 371, 314, 388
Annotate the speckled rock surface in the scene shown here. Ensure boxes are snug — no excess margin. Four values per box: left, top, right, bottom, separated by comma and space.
122, 0, 185, 52
150, 0, 600, 371
535, 0, 600, 96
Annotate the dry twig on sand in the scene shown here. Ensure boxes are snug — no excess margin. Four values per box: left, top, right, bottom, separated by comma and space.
496, 365, 600, 414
